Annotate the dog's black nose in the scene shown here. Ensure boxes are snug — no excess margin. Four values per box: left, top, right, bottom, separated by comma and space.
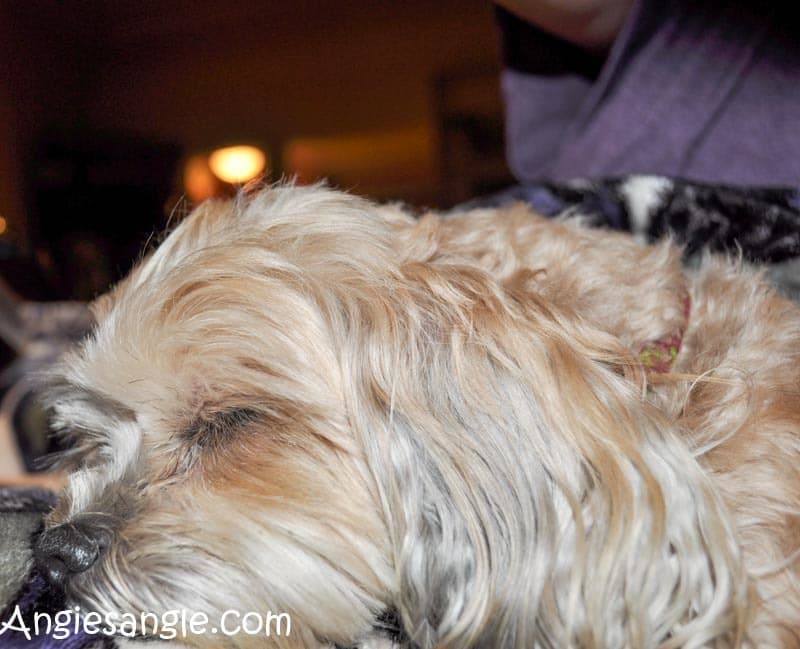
34, 521, 111, 588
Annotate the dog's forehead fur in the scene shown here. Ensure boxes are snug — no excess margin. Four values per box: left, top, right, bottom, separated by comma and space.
50, 186, 398, 494
58, 188, 399, 424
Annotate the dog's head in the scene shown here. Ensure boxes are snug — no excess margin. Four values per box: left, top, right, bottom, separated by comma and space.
38, 185, 748, 648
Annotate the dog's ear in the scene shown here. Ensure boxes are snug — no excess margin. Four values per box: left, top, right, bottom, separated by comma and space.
340, 260, 747, 647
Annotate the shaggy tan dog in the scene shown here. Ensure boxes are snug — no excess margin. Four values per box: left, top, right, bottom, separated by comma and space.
36, 185, 799, 648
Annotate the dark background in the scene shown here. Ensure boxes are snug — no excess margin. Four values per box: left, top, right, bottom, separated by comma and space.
0, 1, 513, 302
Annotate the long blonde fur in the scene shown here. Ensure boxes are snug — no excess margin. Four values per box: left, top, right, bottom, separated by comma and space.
44, 184, 799, 648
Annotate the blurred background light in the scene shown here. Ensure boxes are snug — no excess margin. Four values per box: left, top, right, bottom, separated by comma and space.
183, 154, 222, 203
208, 145, 267, 184
283, 126, 436, 197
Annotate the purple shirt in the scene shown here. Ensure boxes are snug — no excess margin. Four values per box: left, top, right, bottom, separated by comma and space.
501, 0, 800, 186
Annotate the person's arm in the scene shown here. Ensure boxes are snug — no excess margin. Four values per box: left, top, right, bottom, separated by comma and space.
494, 0, 634, 51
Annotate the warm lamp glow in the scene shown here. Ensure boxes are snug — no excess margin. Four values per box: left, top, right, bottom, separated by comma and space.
0, 215, 7, 236
282, 126, 436, 195
208, 145, 267, 184
183, 155, 219, 202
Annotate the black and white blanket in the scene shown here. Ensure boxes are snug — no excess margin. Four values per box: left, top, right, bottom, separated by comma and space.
460, 175, 800, 299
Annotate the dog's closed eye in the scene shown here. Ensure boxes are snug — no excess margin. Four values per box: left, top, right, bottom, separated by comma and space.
182, 406, 262, 448
163, 406, 262, 477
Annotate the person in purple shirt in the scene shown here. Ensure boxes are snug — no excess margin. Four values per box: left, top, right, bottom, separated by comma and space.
494, 0, 800, 187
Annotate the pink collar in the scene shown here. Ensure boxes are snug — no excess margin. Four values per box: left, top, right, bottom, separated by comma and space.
639, 297, 691, 373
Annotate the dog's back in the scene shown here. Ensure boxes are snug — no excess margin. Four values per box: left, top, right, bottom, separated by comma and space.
411, 203, 800, 647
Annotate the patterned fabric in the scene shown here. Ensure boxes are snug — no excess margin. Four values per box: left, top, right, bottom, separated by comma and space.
459, 176, 800, 300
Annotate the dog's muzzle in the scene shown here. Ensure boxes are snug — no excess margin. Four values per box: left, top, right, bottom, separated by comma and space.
34, 519, 111, 588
